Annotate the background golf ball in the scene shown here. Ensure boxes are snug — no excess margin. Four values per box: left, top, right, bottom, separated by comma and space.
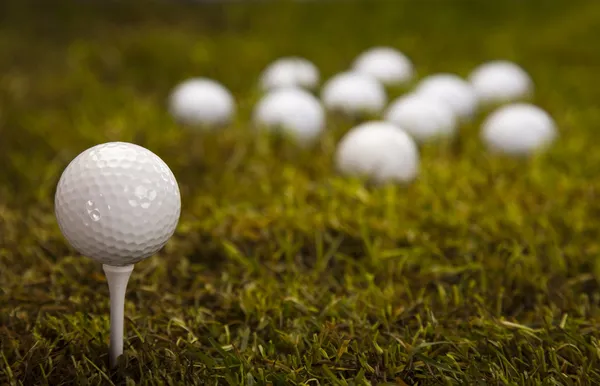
468, 60, 533, 106
415, 73, 478, 121
55, 142, 181, 266
259, 57, 320, 91
321, 71, 387, 117
169, 78, 235, 128
384, 94, 457, 143
335, 121, 419, 184
253, 87, 325, 145
352, 46, 414, 86
481, 103, 557, 156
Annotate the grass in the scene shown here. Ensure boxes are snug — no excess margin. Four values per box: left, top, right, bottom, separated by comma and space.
2, 0, 600, 384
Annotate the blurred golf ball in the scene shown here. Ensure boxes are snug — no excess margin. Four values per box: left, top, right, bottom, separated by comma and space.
55, 142, 181, 266
321, 71, 387, 117
384, 94, 457, 143
468, 60, 533, 106
481, 103, 557, 156
352, 46, 414, 86
260, 57, 320, 91
415, 73, 478, 121
253, 87, 325, 145
335, 121, 419, 184
169, 78, 235, 129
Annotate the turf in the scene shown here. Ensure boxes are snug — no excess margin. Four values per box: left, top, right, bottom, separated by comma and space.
2, 0, 600, 384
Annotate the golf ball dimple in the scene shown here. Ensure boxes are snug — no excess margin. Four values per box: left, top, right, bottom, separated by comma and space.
481, 103, 557, 156
55, 142, 181, 266
352, 46, 414, 86
415, 73, 478, 121
384, 94, 457, 143
253, 87, 325, 145
321, 71, 387, 117
335, 121, 419, 184
169, 78, 235, 129
468, 60, 533, 106
260, 57, 320, 91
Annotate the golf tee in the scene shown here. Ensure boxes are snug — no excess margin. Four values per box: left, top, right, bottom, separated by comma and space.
102, 264, 134, 368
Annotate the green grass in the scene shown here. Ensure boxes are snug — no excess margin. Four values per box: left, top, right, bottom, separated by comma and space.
2, 0, 600, 384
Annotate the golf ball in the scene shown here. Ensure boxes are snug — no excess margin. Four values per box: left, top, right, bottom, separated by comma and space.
260, 57, 320, 91
415, 73, 478, 121
321, 71, 387, 117
481, 103, 557, 156
253, 87, 325, 145
352, 46, 414, 86
169, 78, 235, 129
335, 121, 419, 184
55, 142, 181, 266
468, 60, 533, 106
384, 94, 457, 143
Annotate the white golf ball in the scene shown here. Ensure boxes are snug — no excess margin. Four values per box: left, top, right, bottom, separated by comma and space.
335, 121, 419, 184
384, 94, 457, 143
55, 142, 181, 266
253, 87, 325, 145
481, 103, 557, 156
468, 60, 533, 106
415, 73, 478, 121
321, 71, 387, 117
352, 46, 414, 86
168, 78, 235, 129
260, 57, 320, 91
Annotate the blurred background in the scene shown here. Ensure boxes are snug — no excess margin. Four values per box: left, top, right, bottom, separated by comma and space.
0, 0, 593, 200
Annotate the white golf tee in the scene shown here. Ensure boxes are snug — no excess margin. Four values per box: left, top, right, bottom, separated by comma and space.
102, 264, 134, 368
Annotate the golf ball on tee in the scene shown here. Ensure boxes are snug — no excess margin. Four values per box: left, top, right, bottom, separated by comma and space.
415, 73, 478, 121
55, 142, 181, 266
321, 71, 387, 117
335, 121, 419, 184
260, 57, 320, 91
481, 103, 557, 156
352, 46, 414, 86
253, 87, 325, 145
468, 60, 533, 106
169, 78, 235, 129
384, 94, 457, 143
